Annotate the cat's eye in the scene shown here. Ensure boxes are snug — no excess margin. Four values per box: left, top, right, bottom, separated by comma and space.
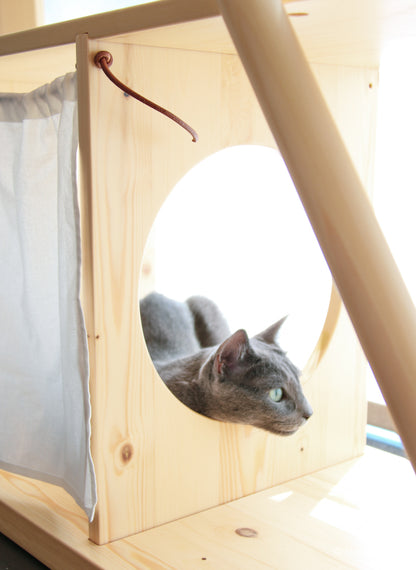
269, 387, 283, 402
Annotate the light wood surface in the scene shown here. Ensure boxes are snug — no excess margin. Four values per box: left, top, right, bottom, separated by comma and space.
0, 44, 76, 92
0, 447, 414, 569
0, 0, 220, 56
218, 0, 416, 473
77, 33, 375, 543
0, 0, 416, 67
0, 0, 389, 549
108, 0, 416, 68
0, 0, 42, 34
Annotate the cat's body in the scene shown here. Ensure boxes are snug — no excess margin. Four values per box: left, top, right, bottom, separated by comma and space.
140, 292, 312, 435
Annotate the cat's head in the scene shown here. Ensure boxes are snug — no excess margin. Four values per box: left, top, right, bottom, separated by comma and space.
200, 317, 313, 436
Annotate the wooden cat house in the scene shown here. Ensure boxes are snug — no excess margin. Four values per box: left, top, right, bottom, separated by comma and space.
0, 0, 416, 567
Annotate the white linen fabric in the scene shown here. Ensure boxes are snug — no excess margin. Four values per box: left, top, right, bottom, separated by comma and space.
0, 73, 96, 521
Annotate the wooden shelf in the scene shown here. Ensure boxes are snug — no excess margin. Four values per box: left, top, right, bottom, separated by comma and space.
1, 0, 415, 559
0, 447, 413, 569
0, 0, 416, 65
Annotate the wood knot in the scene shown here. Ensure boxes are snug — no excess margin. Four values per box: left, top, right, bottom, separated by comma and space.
121, 443, 133, 464
235, 527, 258, 538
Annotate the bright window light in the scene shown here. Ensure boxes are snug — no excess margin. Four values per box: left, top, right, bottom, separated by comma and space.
43, 0, 156, 24
368, 38, 416, 405
148, 145, 332, 369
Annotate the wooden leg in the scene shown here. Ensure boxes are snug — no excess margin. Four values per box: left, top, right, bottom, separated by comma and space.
218, 0, 416, 472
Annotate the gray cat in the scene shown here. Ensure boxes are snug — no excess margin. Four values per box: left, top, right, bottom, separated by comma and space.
140, 292, 312, 435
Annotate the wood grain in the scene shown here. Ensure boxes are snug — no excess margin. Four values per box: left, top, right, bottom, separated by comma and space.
0, 448, 414, 569
77, 36, 375, 543
0, 1, 416, 67
0, 0, 412, 562
0, 0, 379, 547
0, 0, 220, 57
0, 0, 42, 34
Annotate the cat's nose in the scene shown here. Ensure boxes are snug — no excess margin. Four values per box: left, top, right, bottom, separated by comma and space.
302, 402, 313, 420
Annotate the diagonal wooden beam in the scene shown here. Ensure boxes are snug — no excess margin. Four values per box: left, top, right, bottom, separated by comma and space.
218, 0, 416, 473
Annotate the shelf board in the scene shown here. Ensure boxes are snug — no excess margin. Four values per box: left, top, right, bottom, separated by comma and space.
0, 0, 416, 68
0, 447, 413, 569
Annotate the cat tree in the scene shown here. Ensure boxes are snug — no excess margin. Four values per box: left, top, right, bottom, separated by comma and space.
0, 0, 415, 566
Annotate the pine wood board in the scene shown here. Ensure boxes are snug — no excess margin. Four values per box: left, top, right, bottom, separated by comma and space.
0, 447, 414, 569
0, 0, 42, 34
0, 0, 416, 73
76, 35, 373, 543
0, 0, 380, 547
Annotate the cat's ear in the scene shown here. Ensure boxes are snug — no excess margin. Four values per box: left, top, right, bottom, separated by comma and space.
215, 329, 250, 376
255, 316, 287, 345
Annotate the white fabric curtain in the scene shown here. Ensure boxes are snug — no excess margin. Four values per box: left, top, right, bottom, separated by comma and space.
0, 73, 96, 520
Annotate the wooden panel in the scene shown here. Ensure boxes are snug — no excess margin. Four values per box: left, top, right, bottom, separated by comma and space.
78, 34, 375, 543
0, 44, 76, 92
0, 448, 414, 569
0, 1, 416, 66
0, 0, 221, 57
107, 0, 416, 68
0, 0, 415, 92
367, 401, 397, 432
0, 0, 42, 34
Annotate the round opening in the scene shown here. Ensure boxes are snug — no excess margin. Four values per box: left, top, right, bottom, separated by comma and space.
140, 145, 331, 369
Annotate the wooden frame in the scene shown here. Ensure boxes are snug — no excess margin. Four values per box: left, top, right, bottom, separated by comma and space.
76, 28, 372, 542
0, 0, 414, 557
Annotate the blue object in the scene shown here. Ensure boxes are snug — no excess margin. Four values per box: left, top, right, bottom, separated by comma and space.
366, 424, 406, 457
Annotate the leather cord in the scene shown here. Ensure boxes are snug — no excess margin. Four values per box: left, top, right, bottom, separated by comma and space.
94, 50, 198, 143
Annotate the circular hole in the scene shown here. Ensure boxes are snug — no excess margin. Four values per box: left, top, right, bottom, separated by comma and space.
139, 146, 331, 432
141, 146, 331, 368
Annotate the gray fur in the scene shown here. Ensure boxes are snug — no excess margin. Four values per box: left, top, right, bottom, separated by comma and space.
140, 293, 200, 364
140, 292, 312, 436
186, 295, 231, 347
